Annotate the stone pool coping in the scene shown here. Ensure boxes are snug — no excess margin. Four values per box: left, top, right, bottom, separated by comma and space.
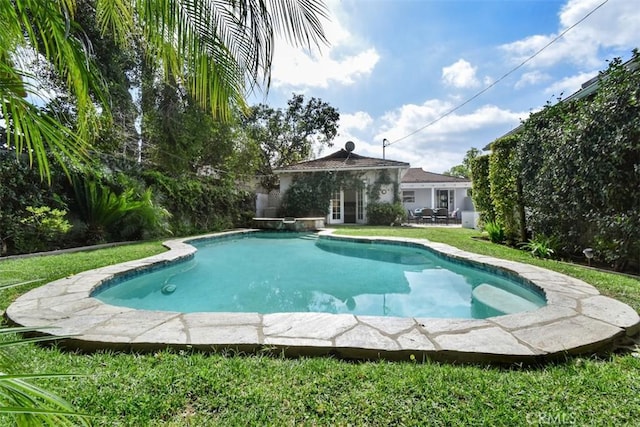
5, 229, 640, 364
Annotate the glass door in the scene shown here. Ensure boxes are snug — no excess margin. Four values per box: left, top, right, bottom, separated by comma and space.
356, 188, 365, 223
330, 190, 343, 224
436, 189, 449, 209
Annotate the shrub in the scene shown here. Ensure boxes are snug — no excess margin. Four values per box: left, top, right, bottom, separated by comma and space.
489, 135, 524, 243
0, 151, 69, 255
518, 51, 640, 271
591, 210, 640, 271
520, 234, 557, 258
279, 173, 333, 217
484, 221, 505, 244
367, 202, 406, 226
14, 206, 72, 253
143, 171, 253, 235
73, 178, 170, 243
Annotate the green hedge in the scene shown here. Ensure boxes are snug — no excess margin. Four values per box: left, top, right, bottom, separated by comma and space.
366, 202, 406, 226
488, 135, 523, 243
470, 154, 494, 226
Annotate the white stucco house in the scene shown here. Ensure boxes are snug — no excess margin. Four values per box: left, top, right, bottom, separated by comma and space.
274, 143, 410, 225
268, 142, 478, 227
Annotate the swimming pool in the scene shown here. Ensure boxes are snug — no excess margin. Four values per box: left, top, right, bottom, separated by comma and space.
6, 229, 639, 363
93, 232, 546, 318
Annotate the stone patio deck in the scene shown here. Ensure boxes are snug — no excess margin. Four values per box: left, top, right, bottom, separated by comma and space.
5, 229, 639, 364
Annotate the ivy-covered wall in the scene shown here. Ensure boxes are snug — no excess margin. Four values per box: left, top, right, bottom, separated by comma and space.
474, 51, 640, 271
488, 135, 524, 243
279, 168, 405, 224
470, 154, 494, 225
279, 171, 364, 217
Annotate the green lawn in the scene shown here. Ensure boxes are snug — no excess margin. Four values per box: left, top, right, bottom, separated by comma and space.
1, 228, 639, 426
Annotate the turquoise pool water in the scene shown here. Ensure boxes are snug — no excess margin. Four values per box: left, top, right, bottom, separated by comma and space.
94, 232, 546, 318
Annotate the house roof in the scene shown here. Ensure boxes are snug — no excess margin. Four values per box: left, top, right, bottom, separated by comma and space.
273, 148, 410, 173
401, 168, 470, 184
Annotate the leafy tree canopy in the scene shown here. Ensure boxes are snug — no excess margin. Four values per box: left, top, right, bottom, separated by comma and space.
443, 147, 481, 179
1, 0, 329, 179
243, 93, 340, 190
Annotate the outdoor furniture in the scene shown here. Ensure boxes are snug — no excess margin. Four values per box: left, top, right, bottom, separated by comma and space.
435, 208, 449, 224
421, 208, 434, 223
450, 208, 462, 224
407, 210, 419, 223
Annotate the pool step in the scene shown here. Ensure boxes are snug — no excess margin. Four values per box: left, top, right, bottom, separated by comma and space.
471, 283, 540, 317
299, 234, 319, 241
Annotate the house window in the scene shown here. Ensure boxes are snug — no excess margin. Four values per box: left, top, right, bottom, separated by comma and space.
402, 191, 415, 203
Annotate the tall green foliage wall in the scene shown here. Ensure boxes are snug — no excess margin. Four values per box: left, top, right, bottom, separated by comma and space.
0, 151, 255, 255
518, 52, 639, 270
142, 171, 254, 236
470, 154, 494, 225
488, 135, 522, 243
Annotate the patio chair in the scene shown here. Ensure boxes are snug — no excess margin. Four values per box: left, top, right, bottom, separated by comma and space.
450, 208, 461, 224
421, 208, 434, 224
407, 209, 419, 224
435, 208, 449, 224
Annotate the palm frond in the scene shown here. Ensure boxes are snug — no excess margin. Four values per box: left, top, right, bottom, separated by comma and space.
0, 281, 90, 425
132, 0, 328, 117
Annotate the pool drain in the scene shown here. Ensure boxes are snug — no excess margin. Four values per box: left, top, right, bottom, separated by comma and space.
161, 284, 177, 294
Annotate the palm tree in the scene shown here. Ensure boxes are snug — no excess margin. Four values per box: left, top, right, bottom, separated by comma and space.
0, 0, 329, 179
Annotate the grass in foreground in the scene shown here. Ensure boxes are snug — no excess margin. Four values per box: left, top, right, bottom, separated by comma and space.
0, 228, 639, 426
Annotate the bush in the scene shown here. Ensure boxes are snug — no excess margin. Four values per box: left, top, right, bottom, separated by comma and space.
279, 173, 333, 217
143, 171, 253, 235
520, 234, 557, 258
518, 52, 640, 271
591, 210, 640, 271
367, 202, 406, 226
489, 135, 524, 243
484, 221, 505, 244
14, 206, 72, 253
72, 178, 170, 243
0, 151, 69, 255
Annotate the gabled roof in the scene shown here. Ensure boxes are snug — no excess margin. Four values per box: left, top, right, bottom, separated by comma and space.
274, 148, 410, 173
401, 168, 470, 184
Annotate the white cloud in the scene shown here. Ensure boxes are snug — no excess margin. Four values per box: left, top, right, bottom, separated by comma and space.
334, 100, 527, 173
441, 59, 480, 89
378, 101, 521, 143
339, 111, 374, 132
271, 47, 379, 89
270, 1, 380, 90
515, 71, 552, 89
543, 70, 599, 98
500, 0, 640, 69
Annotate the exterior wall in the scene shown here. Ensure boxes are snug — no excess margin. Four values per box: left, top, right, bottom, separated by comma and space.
401, 182, 472, 214
278, 174, 294, 195
255, 191, 281, 217
276, 168, 407, 225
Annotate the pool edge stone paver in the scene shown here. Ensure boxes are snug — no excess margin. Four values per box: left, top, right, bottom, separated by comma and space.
4, 228, 640, 364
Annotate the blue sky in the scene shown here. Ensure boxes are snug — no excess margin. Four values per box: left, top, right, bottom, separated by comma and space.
250, 0, 640, 173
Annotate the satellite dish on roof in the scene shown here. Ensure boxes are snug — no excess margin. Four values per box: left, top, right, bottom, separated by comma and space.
345, 141, 355, 152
